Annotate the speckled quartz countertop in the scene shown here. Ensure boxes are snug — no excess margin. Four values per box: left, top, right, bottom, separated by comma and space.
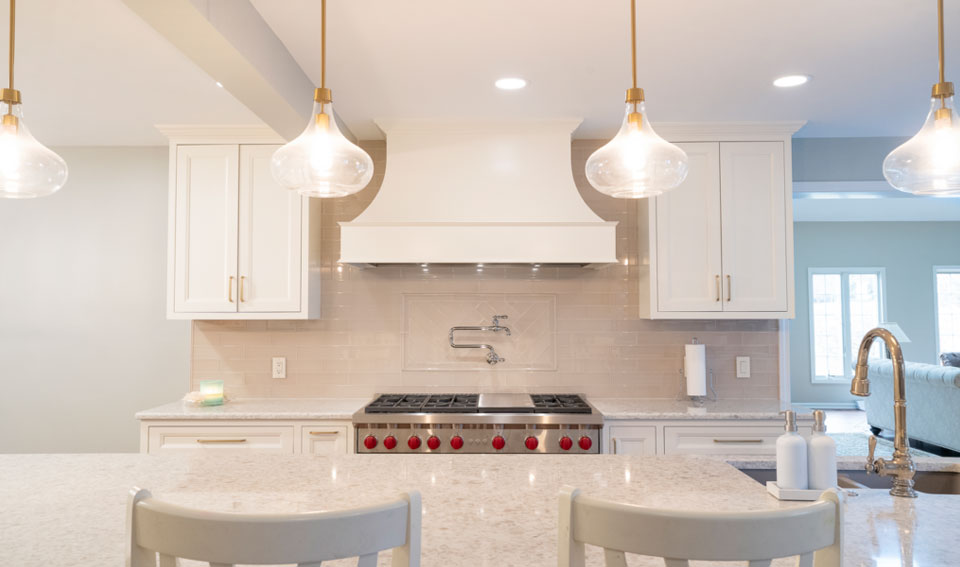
135, 397, 370, 420
1, 453, 956, 566
591, 397, 812, 420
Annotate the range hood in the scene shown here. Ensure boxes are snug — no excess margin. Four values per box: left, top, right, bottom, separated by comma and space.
339, 119, 617, 266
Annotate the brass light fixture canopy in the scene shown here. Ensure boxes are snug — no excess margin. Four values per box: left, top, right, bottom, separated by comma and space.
1, 87, 19, 104
625, 87, 644, 103
314, 87, 332, 104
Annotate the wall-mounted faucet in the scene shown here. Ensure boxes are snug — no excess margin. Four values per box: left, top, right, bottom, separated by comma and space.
449, 315, 512, 365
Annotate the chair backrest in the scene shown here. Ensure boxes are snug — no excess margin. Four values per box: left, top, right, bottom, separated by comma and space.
126, 486, 421, 567
558, 486, 843, 567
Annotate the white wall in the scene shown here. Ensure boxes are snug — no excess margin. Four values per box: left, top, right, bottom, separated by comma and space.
0, 147, 189, 453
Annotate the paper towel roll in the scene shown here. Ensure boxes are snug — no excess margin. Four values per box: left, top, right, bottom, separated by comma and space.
684, 343, 707, 397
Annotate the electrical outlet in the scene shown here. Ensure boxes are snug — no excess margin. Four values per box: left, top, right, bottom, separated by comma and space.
736, 356, 751, 379
272, 357, 286, 379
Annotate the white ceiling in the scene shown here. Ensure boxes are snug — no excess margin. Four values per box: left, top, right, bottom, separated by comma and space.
250, 0, 960, 140
0, 0, 259, 145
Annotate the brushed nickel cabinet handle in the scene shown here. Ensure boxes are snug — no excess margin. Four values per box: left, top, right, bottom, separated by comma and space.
228, 276, 234, 303
712, 439, 763, 444
726, 274, 732, 302
715, 275, 721, 302
240, 276, 246, 303
197, 438, 247, 444
309, 431, 340, 436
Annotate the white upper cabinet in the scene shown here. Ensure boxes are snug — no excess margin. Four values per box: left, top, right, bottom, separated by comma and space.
719, 142, 788, 313
172, 145, 239, 313
639, 124, 800, 319
237, 145, 303, 313
655, 142, 723, 312
164, 128, 321, 320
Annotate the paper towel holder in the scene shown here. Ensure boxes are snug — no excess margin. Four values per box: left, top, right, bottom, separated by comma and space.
680, 337, 716, 406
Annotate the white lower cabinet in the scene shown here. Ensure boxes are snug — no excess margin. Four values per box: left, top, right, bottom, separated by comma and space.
607, 425, 658, 455
604, 419, 812, 456
299, 424, 350, 455
140, 420, 353, 455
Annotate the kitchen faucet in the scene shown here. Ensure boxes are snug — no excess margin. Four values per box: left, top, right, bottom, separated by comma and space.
449, 315, 512, 365
849, 327, 917, 498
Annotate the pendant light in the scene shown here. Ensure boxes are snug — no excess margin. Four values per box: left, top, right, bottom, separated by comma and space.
0, 0, 67, 199
271, 0, 373, 198
883, 0, 960, 195
585, 0, 688, 199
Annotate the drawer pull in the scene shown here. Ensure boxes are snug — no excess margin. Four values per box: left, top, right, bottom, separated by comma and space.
196, 438, 247, 444
309, 431, 340, 436
712, 439, 763, 444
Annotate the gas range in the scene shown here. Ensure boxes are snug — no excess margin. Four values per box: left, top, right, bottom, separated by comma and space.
352, 393, 602, 454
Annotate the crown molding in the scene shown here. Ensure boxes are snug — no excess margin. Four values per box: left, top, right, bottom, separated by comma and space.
155, 124, 285, 144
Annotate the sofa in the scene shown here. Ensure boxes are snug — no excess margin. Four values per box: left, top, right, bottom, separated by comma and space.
864, 359, 960, 453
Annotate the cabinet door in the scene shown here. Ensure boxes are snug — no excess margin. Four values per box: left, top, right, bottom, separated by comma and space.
237, 145, 302, 313
300, 424, 349, 455
173, 145, 239, 313
663, 425, 783, 455
608, 425, 658, 455
655, 142, 723, 312
719, 142, 788, 312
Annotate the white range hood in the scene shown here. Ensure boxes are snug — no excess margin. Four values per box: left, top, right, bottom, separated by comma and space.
339, 119, 617, 266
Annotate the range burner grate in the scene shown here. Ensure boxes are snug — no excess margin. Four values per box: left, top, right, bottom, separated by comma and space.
364, 393, 591, 414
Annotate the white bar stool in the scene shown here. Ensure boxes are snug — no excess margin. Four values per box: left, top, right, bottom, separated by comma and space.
126, 486, 421, 567
558, 486, 843, 567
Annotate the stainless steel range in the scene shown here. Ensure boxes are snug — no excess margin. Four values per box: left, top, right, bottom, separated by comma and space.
352, 393, 602, 454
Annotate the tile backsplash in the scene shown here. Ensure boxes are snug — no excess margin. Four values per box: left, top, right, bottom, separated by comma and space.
191, 141, 781, 400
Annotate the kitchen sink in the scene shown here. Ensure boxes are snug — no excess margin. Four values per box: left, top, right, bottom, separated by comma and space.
738, 468, 960, 495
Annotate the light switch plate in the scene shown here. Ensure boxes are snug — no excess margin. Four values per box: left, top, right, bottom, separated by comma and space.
272, 357, 287, 379
736, 356, 751, 378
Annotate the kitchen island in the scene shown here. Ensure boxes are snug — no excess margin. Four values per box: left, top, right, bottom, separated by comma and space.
1, 453, 955, 566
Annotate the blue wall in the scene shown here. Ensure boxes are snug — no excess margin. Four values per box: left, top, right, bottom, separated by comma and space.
791, 221, 960, 404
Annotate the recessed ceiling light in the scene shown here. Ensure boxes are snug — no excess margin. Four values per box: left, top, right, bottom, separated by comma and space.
495, 77, 527, 90
773, 75, 811, 88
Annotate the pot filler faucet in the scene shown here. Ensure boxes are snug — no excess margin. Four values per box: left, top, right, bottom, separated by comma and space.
449, 315, 511, 365
850, 327, 917, 498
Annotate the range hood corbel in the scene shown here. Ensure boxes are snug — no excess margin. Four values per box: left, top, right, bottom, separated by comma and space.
338, 119, 618, 267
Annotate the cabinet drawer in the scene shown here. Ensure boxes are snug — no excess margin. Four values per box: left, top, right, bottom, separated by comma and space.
147, 425, 295, 454
607, 425, 658, 455
664, 425, 783, 455
300, 424, 349, 455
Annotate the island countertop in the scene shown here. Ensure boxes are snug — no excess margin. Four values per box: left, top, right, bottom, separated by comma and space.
1, 453, 955, 566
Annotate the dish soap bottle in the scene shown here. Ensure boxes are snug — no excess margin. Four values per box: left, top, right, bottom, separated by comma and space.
807, 409, 838, 489
776, 410, 808, 489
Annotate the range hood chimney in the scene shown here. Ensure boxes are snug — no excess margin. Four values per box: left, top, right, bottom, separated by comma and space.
339, 119, 617, 266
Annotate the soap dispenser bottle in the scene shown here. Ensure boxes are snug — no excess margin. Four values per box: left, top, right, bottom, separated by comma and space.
776, 410, 808, 489
808, 409, 838, 490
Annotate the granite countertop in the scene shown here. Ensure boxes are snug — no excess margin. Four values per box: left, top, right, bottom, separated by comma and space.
1, 453, 955, 566
135, 397, 370, 420
726, 454, 960, 473
592, 397, 811, 420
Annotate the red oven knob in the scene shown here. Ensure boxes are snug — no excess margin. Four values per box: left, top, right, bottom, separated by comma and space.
363, 435, 378, 450
450, 435, 465, 450
383, 435, 398, 450
492, 435, 506, 451
427, 436, 441, 450
578, 436, 593, 451
559, 436, 573, 451
408, 436, 422, 450
525, 436, 539, 451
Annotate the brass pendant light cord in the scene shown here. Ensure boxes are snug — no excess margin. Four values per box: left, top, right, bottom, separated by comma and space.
8, 0, 13, 91
939, 0, 945, 86
321, 0, 326, 90
630, 0, 637, 90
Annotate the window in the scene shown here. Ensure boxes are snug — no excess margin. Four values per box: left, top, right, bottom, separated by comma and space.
809, 268, 885, 382
935, 267, 960, 355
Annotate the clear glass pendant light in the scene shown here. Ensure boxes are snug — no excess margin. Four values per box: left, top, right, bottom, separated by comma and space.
585, 0, 687, 198
271, 0, 373, 198
0, 0, 67, 199
883, 0, 960, 196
